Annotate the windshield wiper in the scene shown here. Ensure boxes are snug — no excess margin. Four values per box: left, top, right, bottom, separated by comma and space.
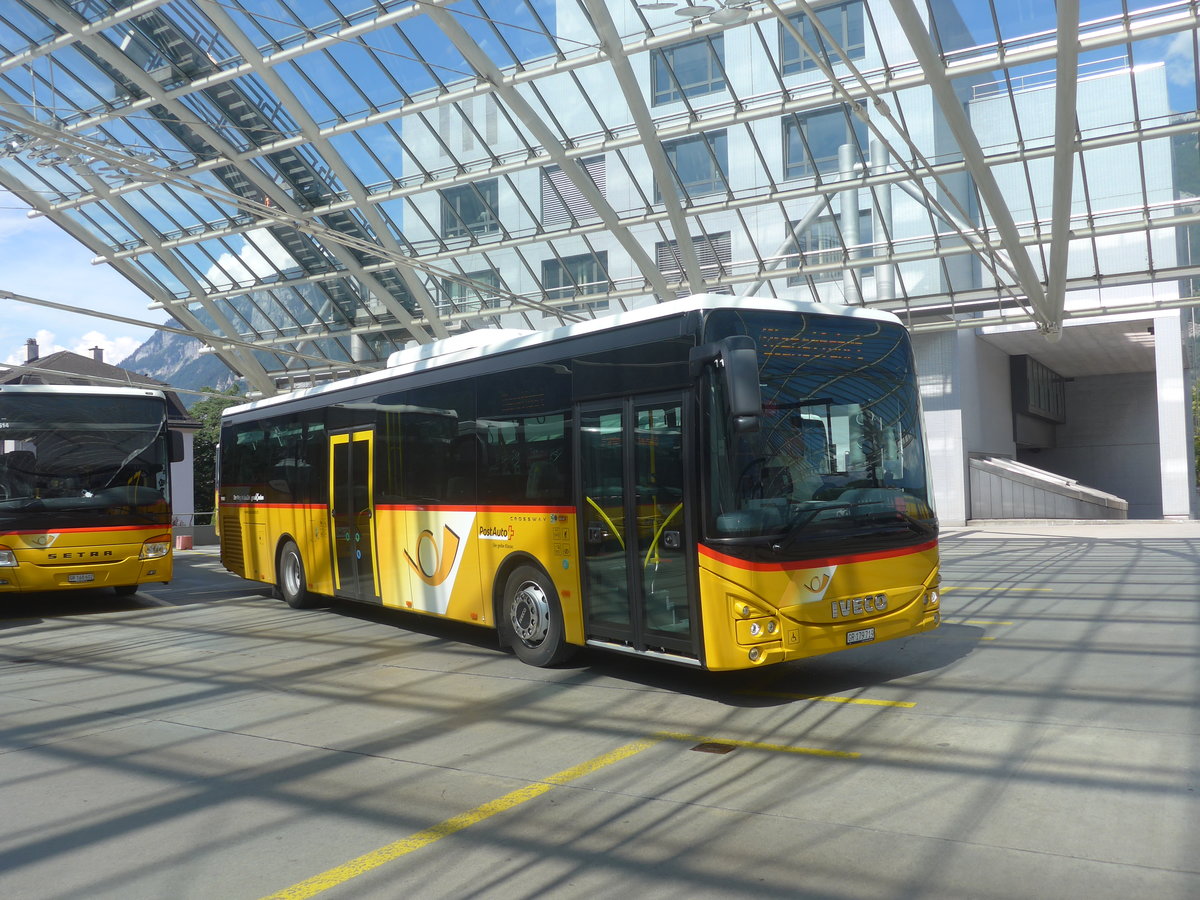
768, 502, 852, 552
769, 502, 934, 553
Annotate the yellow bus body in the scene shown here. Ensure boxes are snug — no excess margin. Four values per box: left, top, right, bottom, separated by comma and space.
0, 525, 173, 593
696, 542, 940, 670
222, 501, 938, 670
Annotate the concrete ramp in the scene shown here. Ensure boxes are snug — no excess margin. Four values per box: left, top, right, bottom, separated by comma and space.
969, 456, 1128, 520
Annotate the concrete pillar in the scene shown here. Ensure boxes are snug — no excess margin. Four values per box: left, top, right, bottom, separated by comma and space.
912, 330, 970, 525
1154, 311, 1194, 519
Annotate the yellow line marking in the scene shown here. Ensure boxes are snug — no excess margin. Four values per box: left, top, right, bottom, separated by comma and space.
960, 620, 1014, 626
260, 737, 661, 900
734, 691, 915, 708
943, 586, 1054, 593
657, 732, 860, 757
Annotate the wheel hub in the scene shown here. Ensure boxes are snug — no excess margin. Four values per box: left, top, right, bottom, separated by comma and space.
510, 581, 549, 645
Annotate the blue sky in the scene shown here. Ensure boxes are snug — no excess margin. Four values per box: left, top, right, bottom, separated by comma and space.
0, 201, 159, 367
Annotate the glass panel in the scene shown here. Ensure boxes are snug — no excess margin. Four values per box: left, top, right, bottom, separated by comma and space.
781, 1, 866, 75
783, 107, 867, 179
441, 181, 499, 238
652, 37, 725, 105
330, 434, 376, 600
659, 131, 728, 200
701, 310, 934, 553
634, 401, 688, 639
0, 393, 169, 524
581, 408, 630, 630
541, 251, 611, 315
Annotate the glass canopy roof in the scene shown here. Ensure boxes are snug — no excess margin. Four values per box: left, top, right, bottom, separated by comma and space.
1, 0, 1197, 397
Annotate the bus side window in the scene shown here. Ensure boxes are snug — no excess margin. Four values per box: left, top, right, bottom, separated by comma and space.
445, 436, 479, 503
524, 416, 568, 504
480, 420, 519, 502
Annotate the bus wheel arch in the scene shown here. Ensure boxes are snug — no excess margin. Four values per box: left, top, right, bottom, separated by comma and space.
496, 558, 575, 667
276, 537, 325, 609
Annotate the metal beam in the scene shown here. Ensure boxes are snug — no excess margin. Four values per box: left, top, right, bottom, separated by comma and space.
889, 0, 1056, 333
584, 0, 706, 293
1046, 0, 1082, 332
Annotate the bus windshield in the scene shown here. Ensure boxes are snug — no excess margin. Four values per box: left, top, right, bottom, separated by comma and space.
0, 393, 171, 525
702, 308, 935, 553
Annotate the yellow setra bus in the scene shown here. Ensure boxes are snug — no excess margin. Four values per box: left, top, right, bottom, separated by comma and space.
218, 296, 940, 670
0, 384, 183, 596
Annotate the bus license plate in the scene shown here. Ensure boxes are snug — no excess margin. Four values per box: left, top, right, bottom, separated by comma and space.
846, 627, 875, 645
67, 573, 95, 583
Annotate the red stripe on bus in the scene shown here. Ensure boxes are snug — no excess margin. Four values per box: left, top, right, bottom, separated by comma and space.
219, 503, 576, 515
375, 504, 575, 515
220, 503, 327, 510
698, 539, 937, 572
0, 524, 167, 536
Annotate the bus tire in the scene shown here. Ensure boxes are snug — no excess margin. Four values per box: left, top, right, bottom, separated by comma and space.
278, 540, 321, 609
502, 564, 574, 667
113, 584, 138, 597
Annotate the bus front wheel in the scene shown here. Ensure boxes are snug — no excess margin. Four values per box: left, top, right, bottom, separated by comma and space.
502, 565, 573, 667
278, 541, 321, 609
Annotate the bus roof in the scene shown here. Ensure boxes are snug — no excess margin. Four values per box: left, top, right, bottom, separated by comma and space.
0, 383, 167, 401
225, 294, 903, 419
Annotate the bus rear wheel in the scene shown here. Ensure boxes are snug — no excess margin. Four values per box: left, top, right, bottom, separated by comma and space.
278, 541, 322, 609
502, 565, 574, 667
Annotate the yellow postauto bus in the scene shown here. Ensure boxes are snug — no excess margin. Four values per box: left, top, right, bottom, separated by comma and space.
0, 384, 183, 596
218, 296, 940, 670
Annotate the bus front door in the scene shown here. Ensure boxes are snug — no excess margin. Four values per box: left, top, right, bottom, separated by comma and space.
329, 430, 380, 602
578, 396, 697, 660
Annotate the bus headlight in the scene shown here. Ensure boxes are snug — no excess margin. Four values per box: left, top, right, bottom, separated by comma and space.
140, 536, 171, 560
925, 588, 940, 606
0, 546, 16, 567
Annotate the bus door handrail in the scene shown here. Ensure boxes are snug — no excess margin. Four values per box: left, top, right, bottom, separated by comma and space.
585, 495, 624, 550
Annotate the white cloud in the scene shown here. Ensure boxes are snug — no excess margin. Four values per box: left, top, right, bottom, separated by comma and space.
204, 229, 296, 292
4, 328, 64, 367
3, 328, 144, 368
0, 205, 40, 241
1165, 33, 1195, 87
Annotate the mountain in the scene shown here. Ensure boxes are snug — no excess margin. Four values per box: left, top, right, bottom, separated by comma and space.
118, 330, 242, 407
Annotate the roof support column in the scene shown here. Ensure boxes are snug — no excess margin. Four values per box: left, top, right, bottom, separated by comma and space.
1047, 0, 1081, 330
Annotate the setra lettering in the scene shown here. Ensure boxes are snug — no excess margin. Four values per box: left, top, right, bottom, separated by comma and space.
47, 551, 112, 560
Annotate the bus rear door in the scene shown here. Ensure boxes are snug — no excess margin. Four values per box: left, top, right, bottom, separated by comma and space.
577, 394, 698, 662
328, 429, 380, 602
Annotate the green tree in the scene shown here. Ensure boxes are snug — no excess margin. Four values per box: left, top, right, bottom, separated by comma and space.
190, 386, 242, 515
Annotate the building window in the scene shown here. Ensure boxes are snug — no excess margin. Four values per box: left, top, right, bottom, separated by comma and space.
787, 212, 873, 285
659, 131, 728, 201
783, 107, 866, 179
541, 156, 605, 227
439, 269, 502, 315
541, 252, 611, 315
440, 180, 499, 238
656, 231, 732, 296
652, 37, 726, 105
781, 1, 866, 75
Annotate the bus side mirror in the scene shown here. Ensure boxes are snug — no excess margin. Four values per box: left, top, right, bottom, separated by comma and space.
169, 430, 185, 463
690, 336, 762, 433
